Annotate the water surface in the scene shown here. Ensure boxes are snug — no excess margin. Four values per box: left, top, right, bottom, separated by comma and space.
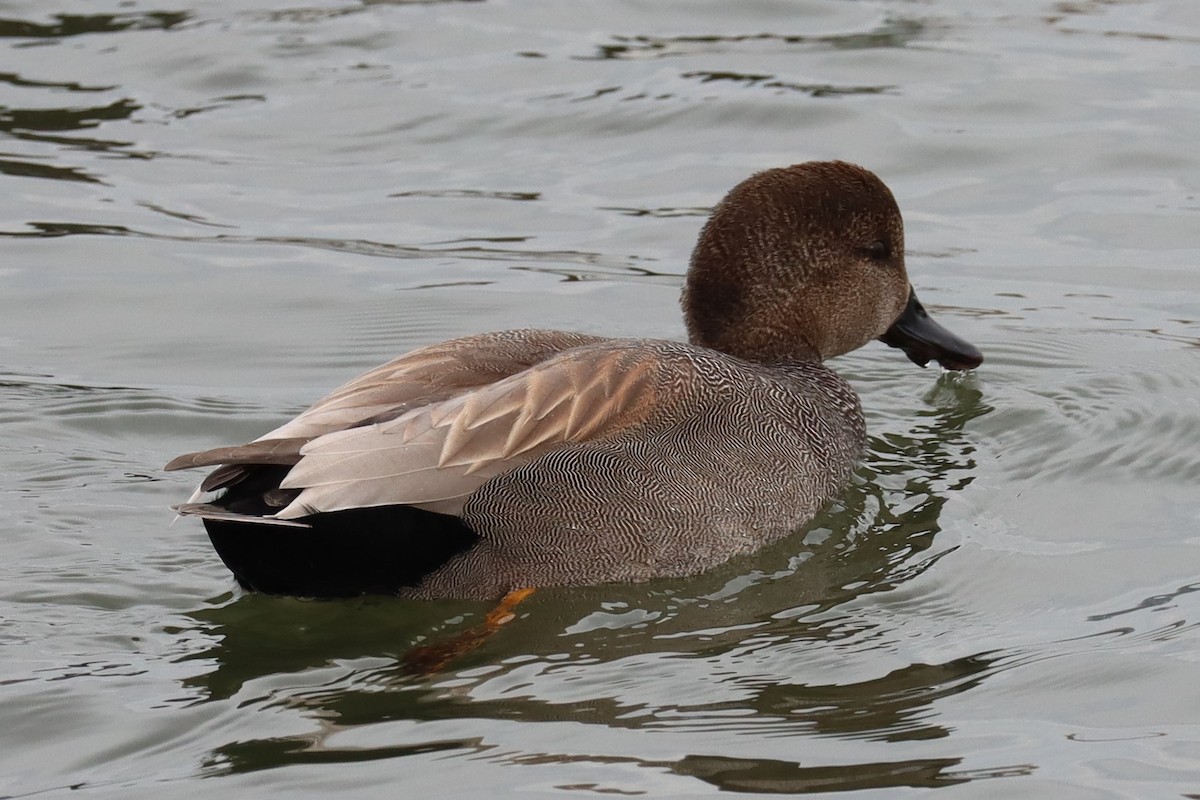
2, 0, 1199, 797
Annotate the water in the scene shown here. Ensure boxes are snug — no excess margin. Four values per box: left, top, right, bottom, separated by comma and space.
2, 0, 1199, 797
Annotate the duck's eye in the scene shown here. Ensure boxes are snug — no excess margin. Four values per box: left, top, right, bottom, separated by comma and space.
863, 240, 891, 262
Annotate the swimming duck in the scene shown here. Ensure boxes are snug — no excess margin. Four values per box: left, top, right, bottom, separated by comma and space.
167, 160, 982, 599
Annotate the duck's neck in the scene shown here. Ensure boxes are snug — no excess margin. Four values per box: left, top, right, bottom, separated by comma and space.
687, 328, 824, 366
682, 265, 826, 366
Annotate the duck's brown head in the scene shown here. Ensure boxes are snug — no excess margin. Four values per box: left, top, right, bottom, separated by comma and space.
683, 161, 981, 370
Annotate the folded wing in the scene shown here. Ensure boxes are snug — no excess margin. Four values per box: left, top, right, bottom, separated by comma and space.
165, 329, 605, 492
274, 345, 661, 518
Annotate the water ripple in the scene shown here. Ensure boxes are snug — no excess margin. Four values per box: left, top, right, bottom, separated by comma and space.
0, 11, 190, 40
584, 19, 929, 61
976, 344, 1200, 484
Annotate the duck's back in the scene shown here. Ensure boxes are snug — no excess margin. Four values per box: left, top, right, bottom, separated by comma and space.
412, 341, 866, 598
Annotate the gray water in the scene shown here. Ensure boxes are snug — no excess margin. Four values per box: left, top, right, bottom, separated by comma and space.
2, 0, 1199, 797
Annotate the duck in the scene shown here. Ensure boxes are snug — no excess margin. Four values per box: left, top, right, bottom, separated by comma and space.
166, 160, 982, 600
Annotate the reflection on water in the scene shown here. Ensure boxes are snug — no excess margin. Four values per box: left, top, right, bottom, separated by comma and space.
212, 740, 1026, 794
669, 753, 1030, 794
749, 653, 998, 743
0, 11, 189, 40
588, 18, 928, 62
0, 95, 147, 179
679, 70, 893, 98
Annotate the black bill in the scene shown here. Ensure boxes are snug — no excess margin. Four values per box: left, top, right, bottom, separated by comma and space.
879, 289, 983, 370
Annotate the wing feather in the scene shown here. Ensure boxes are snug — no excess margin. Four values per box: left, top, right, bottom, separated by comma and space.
165, 330, 606, 495
259, 330, 605, 442
272, 345, 664, 520
164, 437, 308, 471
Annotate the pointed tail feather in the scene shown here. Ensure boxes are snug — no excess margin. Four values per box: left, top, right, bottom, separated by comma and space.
172, 503, 312, 529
